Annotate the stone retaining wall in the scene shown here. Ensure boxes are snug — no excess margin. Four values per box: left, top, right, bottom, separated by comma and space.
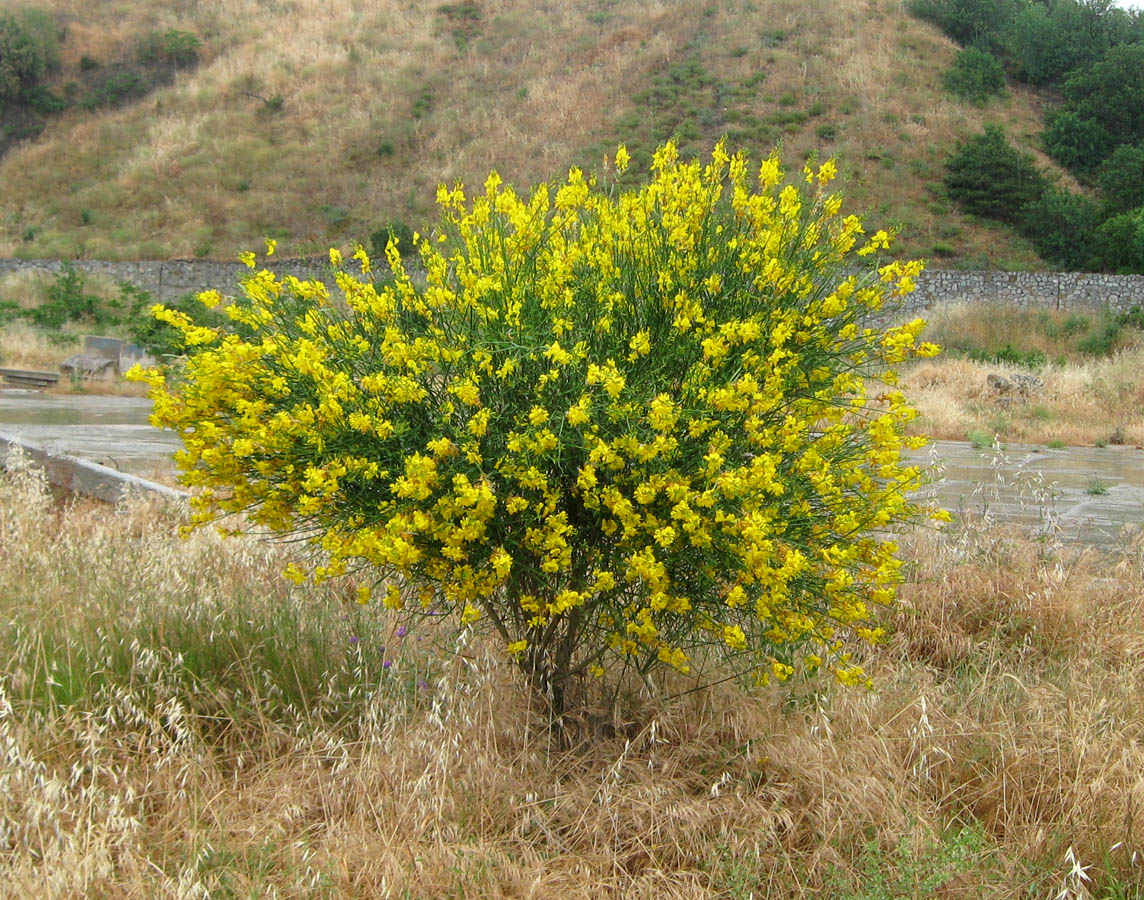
0, 257, 331, 302
2, 257, 1144, 313
902, 269, 1144, 316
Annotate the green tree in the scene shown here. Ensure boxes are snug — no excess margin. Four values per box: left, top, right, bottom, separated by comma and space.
1093, 207, 1144, 273
1020, 187, 1102, 269
908, 0, 1020, 48
945, 124, 1047, 222
1062, 43, 1144, 149
1097, 144, 1144, 214
0, 8, 60, 113
1003, 0, 1113, 85
1008, 0, 1132, 84
943, 46, 1006, 103
1043, 109, 1113, 172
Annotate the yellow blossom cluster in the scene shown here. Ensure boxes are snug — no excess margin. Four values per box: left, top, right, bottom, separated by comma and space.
133, 141, 945, 694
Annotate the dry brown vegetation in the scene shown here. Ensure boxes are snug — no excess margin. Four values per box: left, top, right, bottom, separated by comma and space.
903, 305, 1144, 447
2, 451, 1144, 898
0, 0, 1055, 267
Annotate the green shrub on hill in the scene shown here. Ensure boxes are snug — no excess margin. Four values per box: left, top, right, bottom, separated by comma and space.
1093, 208, 1144, 275
1098, 145, 1144, 214
1019, 188, 1101, 271
0, 8, 60, 113
942, 47, 1005, 104
945, 125, 1046, 223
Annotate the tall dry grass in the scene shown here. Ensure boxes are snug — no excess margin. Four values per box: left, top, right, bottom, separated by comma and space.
2, 452, 1143, 897
0, 323, 71, 371
902, 305, 1144, 446
0, 0, 1052, 267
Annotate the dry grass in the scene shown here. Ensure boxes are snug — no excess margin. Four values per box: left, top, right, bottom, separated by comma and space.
902, 305, 1144, 446
0, 323, 71, 371
2, 454, 1143, 898
0, 0, 1056, 267
903, 352, 1144, 446
0, 270, 150, 392
0, 321, 149, 395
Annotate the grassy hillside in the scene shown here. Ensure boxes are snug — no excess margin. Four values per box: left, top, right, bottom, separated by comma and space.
0, 0, 1064, 267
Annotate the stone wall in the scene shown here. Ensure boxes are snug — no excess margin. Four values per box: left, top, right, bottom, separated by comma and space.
902, 269, 1144, 317
3, 257, 1144, 312
0, 257, 332, 302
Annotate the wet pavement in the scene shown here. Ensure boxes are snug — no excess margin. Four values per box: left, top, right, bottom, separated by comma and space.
0, 390, 182, 480
1, 389, 1141, 545
917, 441, 1144, 546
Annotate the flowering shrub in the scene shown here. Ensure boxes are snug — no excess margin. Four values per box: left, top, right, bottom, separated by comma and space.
133, 142, 943, 711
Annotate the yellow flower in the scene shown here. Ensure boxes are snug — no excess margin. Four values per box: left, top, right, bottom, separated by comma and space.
647, 394, 679, 432
722, 624, 747, 650
628, 330, 651, 358
238, 250, 256, 269
461, 603, 481, 624
614, 144, 631, 173
282, 563, 307, 584
265, 238, 278, 256
352, 246, 371, 274
149, 140, 932, 701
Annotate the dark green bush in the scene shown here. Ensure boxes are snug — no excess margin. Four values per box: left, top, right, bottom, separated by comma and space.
1117, 306, 1144, 331
1003, 0, 1122, 87
1019, 188, 1102, 270
1076, 316, 1123, 356
971, 344, 1046, 368
1092, 207, 1144, 274
967, 344, 1046, 369
161, 30, 200, 67
1043, 110, 1112, 172
369, 221, 415, 258
23, 82, 67, 113
0, 8, 61, 112
0, 299, 21, 326
81, 69, 148, 109
137, 29, 201, 67
1097, 145, 1144, 214
1060, 313, 1091, 336
945, 124, 1046, 223
907, 0, 1019, 48
1061, 44, 1144, 150
25, 264, 121, 330
942, 47, 1005, 104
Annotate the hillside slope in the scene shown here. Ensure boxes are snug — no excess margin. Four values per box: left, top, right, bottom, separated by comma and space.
0, 0, 1064, 267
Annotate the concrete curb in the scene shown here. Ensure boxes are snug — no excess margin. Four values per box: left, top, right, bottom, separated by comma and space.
0, 429, 188, 505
